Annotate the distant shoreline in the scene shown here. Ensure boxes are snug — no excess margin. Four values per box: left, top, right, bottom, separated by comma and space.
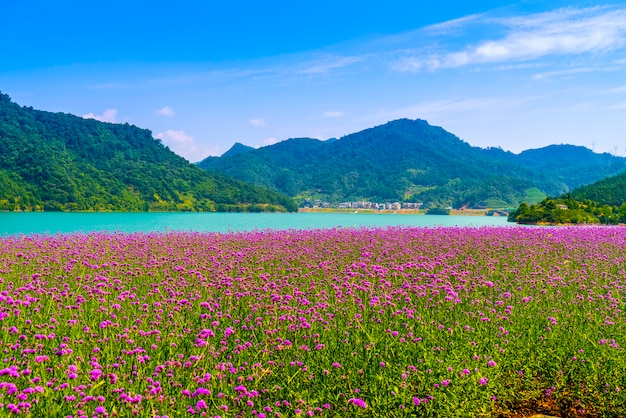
298, 208, 497, 216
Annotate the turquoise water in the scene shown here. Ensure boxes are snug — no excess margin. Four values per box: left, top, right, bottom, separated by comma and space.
0, 212, 511, 236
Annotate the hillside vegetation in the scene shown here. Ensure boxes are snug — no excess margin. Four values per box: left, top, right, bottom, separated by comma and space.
508, 171, 626, 225
569, 171, 626, 207
198, 119, 626, 208
0, 93, 296, 212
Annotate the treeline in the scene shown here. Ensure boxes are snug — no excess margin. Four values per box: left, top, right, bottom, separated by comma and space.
508, 170, 626, 224
568, 171, 626, 207
507, 197, 626, 225
198, 119, 626, 209
200, 120, 544, 208
0, 92, 297, 212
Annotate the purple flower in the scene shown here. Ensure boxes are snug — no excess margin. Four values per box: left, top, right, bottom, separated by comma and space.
478, 377, 488, 385
89, 369, 103, 381
348, 398, 367, 408
193, 387, 211, 397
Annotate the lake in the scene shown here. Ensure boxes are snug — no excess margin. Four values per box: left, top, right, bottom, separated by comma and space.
0, 212, 511, 236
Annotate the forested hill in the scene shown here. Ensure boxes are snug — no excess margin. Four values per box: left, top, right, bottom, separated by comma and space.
197, 119, 626, 208
507, 172, 626, 225
0, 92, 296, 212
568, 171, 626, 207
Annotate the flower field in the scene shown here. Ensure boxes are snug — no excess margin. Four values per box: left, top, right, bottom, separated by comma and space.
0, 226, 625, 417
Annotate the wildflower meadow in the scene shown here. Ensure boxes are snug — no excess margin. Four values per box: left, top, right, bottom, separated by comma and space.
0, 226, 625, 417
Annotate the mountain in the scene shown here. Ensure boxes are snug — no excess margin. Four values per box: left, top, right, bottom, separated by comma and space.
507, 172, 626, 225
197, 119, 626, 208
568, 171, 626, 207
516, 144, 625, 191
0, 92, 297, 212
222, 142, 255, 158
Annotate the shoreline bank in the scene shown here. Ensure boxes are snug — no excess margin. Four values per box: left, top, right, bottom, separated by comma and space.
298, 208, 499, 216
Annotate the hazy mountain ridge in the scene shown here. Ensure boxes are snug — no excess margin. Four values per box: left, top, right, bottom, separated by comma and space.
0, 92, 297, 212
198, 119, 626, 208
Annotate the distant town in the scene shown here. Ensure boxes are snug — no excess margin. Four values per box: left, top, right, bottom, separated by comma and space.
302, 199, 423, 210
301, 199, 511, 216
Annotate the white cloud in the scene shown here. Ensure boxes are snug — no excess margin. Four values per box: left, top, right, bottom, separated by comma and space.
155, 129, 219, 161
601, 84, 626, 94
82, 109, 118, 123
249, 118, 267, 128
391, 57, 423, 72
323, 111, 344, 118
473, 9, 626, 61
263, 137, 280, 146
156, 129, 193, 144
393, 7, 626, 72
156, 106, 175, 117
423, 14, 483, 35
359, 95, 542, 127
299, 56, 363, 75
379, 98, 496, 121
531, 67, 594, 80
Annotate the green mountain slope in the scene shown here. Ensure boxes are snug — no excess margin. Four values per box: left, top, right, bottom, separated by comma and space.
221, 142, 255, 158
508, 172, 626, 225
568, 171, 626, 207
198, 119, 626, 208
515, 144, 624, 191
0, 92, 296, 212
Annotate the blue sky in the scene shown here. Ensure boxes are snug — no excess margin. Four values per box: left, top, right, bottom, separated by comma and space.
2, 1, 626, 162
